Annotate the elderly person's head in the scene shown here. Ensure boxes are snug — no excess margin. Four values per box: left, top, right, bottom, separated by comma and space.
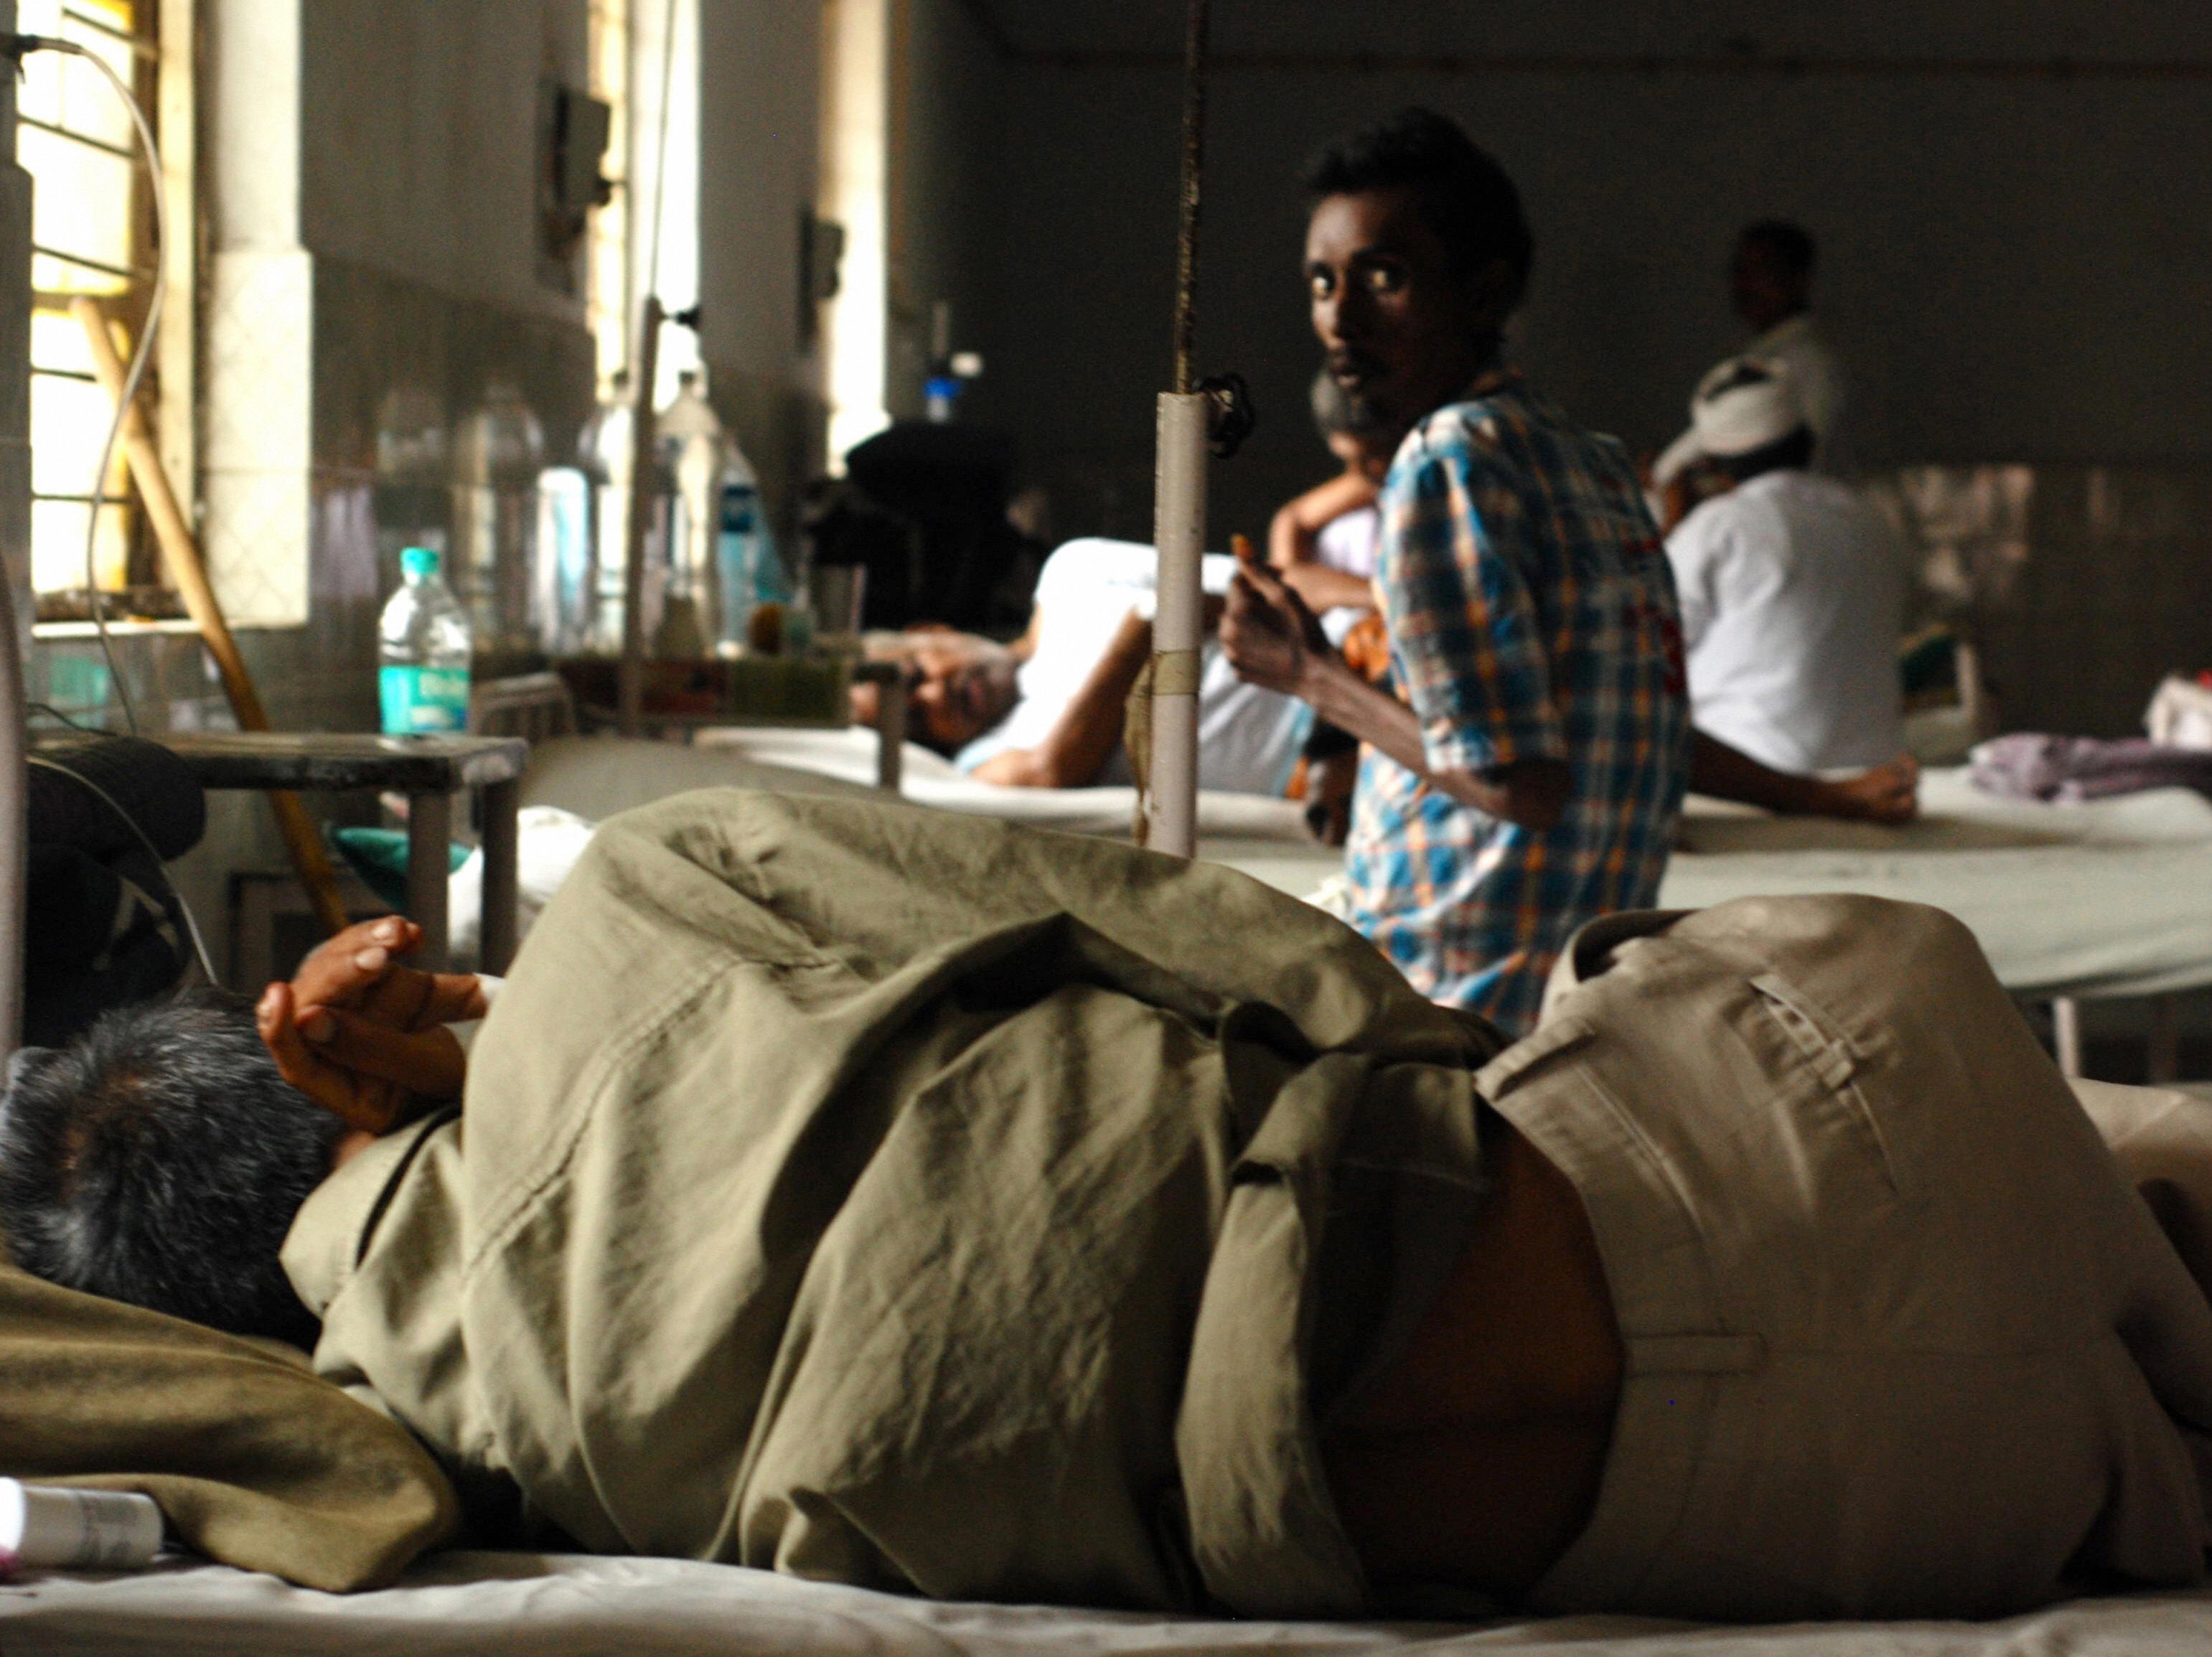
1301, 108, 1534, 436
0, 993, 342, 1346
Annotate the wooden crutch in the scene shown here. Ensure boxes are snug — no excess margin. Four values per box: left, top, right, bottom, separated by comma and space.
74, 295, 351, 937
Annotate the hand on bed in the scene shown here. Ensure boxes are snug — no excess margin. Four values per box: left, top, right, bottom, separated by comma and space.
1817, 754, 1921, 825
256, 916, 487, 1135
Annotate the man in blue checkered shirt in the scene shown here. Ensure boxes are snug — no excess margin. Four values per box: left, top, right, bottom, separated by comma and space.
1229, 114, 1916, 1031
1223, 111, 1692, 1035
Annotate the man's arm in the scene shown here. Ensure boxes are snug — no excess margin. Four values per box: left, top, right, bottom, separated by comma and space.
973, 593, 1237, 791
1691, 733, 1919, 824
1270, 472, 1386, 616
970, 608, 1154, 788
1267, 469, 1378, 571
1280, 561, 1382, 616
1223, 553, 1567, 829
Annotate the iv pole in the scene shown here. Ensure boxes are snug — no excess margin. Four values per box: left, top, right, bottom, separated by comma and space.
618, 0, 683, 738
1140, 0, 1213, 860
0, 560, 22, 1060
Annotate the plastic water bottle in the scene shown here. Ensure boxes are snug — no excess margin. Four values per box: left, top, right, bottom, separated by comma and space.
379, 545, 472, 734
657, 370, 722, 655
717, 441, 790, 652
0, 1478, 163, 1574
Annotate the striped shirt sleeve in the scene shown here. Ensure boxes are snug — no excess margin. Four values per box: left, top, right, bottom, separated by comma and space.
1380, 436, 1567, 775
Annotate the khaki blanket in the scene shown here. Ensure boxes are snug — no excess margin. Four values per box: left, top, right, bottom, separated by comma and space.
0, 1264, 455, 1589
291, 789, 1503, 1614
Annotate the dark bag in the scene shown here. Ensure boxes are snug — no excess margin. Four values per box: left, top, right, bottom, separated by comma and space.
25, 733, 205, 1048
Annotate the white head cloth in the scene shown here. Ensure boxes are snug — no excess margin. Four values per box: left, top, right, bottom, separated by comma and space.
1688, 356, 1806, 459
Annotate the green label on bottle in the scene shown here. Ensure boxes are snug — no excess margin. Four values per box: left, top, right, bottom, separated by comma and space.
380, 665, 469, 734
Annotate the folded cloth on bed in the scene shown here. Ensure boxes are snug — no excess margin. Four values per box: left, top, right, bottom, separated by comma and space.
1971, 733, 2212, 803
285, 790, 1501, 1615
0, 1264, 456, 1589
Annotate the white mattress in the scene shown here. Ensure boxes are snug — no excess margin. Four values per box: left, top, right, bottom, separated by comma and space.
525, 729, 1315, 842
515, 739, 2212, 1003
5, 1553, 2210, 1656
1209, 770, 2212, 1003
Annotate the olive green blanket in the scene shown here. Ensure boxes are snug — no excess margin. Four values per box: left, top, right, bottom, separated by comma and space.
0, 1264, 455, 1590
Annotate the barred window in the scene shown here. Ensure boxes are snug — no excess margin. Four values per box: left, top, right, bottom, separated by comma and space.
18, 0, 166, 615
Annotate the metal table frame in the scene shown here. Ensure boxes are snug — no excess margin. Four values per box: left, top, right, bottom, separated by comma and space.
158, 732, 530, 974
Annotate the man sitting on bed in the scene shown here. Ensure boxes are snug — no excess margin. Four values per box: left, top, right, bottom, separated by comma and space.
1226, 112, 1922, 1035
6, 788, 2212, 1625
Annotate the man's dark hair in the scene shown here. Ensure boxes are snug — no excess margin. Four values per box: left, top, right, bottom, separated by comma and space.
0, 992, 340, 1347
1304, 108, 1534, 304
1720, 423, 1817, 483
1738, 220, 1817, 279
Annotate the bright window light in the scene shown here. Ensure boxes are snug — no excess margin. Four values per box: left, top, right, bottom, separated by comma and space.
16, 0, 154, 604
818, 0, 889, 466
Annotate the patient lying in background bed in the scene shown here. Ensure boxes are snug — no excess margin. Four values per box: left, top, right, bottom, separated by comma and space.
853, 537, 1350, 794
858, 534, 1920, 830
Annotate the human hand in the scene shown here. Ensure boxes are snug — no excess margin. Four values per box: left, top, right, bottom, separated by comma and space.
256, 916, 488, 1134
1819, 754, 1921, 825
1222, 536, 1330, 696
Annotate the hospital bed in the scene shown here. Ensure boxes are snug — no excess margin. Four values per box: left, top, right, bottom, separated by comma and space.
515, 725, 2212, 1078
1214, 766, 2212, 1079
5, 1550, 2212, 1653
10, 702, 2212, 1648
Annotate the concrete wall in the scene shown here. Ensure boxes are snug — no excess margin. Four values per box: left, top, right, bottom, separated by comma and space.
882, 0, 1002, 426
964, 8, 2212, 547
696, 0, 828, 534
301, 0, 589, 326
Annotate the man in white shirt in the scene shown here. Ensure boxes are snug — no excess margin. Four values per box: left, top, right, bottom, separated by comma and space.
1655, 220, 1852, 489
954, 537, 1352, 794
1664, 358, 1906, 774
847, 538, 1349, 795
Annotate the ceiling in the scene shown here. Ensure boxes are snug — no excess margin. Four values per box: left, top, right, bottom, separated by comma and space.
967, 1, 2212, 70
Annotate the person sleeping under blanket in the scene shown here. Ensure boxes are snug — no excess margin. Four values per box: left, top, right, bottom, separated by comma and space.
857, 536, 1919, 826
7, 789, 2212, 1624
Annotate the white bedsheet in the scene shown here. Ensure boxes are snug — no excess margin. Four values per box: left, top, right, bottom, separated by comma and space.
4, 1554, 2209, 1656
513, 738, 2212, 1002
1209, 771, 2212, 1003
526, 728, 1315, 841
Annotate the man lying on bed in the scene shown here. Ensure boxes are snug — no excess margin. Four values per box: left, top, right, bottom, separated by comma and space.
859, 538, 1918, 825
6, 789, 2212, 1624
850, 536, 1326, 794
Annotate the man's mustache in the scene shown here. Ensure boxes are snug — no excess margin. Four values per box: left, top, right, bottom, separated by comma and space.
1326, 349, 1388, 385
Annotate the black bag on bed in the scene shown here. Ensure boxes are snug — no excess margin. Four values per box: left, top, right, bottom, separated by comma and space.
25, 732, 205, 1048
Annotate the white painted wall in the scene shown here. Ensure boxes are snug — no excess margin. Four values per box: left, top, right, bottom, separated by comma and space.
299, 0, 589, 323
883, 0, 1000, 424
695, 0, 821, 388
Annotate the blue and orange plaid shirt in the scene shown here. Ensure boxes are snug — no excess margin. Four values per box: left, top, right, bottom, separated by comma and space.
1341, 370, 1689, 1036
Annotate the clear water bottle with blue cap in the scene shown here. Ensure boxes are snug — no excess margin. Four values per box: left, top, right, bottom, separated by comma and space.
378, 545, 472, 734
717, 439, 792, 652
